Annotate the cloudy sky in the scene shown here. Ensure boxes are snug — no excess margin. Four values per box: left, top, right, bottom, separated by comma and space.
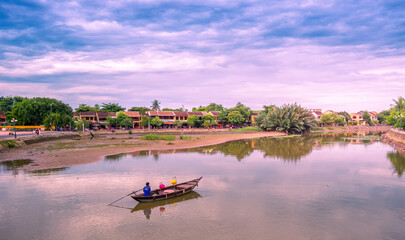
1, 0, 404, 112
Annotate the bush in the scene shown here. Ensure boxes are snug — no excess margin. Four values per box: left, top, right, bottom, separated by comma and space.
128, 130, 132, 134
229, 127, 263, 132
180, 135, 192, 140
140, 134, 175, 141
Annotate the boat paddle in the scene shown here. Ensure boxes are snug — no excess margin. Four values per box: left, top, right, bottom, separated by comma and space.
108, 188, 143, 205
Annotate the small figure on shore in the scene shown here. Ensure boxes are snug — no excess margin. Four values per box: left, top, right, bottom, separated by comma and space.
143, 182, 151, 196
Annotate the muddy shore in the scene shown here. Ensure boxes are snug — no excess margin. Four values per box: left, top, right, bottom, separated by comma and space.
0, 126, 393, 171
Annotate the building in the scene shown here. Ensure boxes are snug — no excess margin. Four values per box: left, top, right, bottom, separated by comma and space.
251, 112, 259, 124
96, 112, 116, 126
350, 113, 364, 125
78, 112, 96, 122
124, 111, 141, 128
308, 109, 322, 121
146, 111, 176, 127
174, 112, 189, 122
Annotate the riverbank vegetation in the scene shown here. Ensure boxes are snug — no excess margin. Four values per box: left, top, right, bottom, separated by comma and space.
140, 134, 176, 141
256, 104, 316, 134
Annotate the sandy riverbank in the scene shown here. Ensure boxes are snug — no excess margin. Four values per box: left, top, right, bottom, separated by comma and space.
0, 131, 285, 171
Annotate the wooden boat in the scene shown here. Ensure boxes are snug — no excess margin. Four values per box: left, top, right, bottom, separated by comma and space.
131, 191, 202, 213
131, 177, 202, 202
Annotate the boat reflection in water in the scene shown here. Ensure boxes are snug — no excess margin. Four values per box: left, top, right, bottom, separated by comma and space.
131, 191, 202, 219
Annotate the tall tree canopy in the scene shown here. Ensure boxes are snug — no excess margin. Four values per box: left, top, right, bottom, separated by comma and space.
150, 100, 161, 111
129, 106, 150, 114
101, 103, 125, 112
9, 97, 72, 125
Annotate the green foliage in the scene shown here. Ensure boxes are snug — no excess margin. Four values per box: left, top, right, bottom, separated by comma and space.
337, 111, 352, 123
201, 114, 215, 127
129, 106, 150, 114
101, 103, 125, 112
150, 100, 161, 111
229, 127, 263, 132
362, 111, 372, 125
180, 135, 192, 140
391, 96, 405, 112
192, 103, 224, 112
128, 130, 132, 134
227, 111, 245, 125
187, 115, 198, 127
8, 97, 72, 126
0, 140, 17, 148
106, 116, 118, 128
334, 116, 346, 126
378, 110, 390, 124
320, 114, 334, 125
140, 115, 149, 128
219, 102, 252, 124
74, 118, 90, 131
44, 113, 72, 129
0, 96, 26, 114
140, 134, 175, 141
150, 116, 163, 128
257, 103, 316, 134
116, 112, 133, 128
75, 104, 101, 113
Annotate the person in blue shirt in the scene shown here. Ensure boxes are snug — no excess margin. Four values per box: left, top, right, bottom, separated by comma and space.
143, 182, 151, 196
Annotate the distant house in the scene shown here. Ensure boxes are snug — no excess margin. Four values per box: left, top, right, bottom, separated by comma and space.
147, 111, 176, 127
79, 112, 96, 122
188, 112, 207, 120
97, 112, 116, 127
0, 111, 6, 124
350, 113, 364, 125
369, 111, 378, 121
124, 111, 141, 128
251, 112, 259, 124
308, 109, 322, 121
174, 111, 189, 122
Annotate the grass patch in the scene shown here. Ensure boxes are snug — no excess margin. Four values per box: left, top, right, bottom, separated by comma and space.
0, 140, 17, 148
180, 135, 192, 140
229, 127, 263, 132
311, 127, 346, 131
140, 134, 176, 141
168, 142, 175, 145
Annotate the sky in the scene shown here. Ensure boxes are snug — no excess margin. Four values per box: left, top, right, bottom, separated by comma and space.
0, 0, 404, 112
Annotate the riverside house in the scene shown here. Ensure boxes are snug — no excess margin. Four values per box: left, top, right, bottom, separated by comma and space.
124, 111, 141, 128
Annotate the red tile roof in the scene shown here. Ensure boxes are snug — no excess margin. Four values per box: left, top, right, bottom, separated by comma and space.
188, 112, 205, 116
174, 112, 189, 117
209, 111, 220, 116
124, 111, 140, 118
147, 111, 175, 116
80, 112, 96, 117
97, 112, 116, 119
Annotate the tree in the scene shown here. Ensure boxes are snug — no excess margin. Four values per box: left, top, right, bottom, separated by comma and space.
257, 104, 316, 134
116, 112, 133, 128
228, 111, 245, 125
187, 115, 198, 128
391, 96, 405, 113
151, 100, 161, 111
150, 116, 163, 128
106, 115, 118, 128
338, 111, 352, 123
378, 110, 390, 124
101, 103, 125, 112
140, 115, 149, 128
362, 111, 372, 125
334, 117, 346, 126
74, 104, 101, 113
9, 97, 72, 126
321, 114, 334, 126
129, 106, 150, 114
192, 103, 224, 112
0, 96, 26, 114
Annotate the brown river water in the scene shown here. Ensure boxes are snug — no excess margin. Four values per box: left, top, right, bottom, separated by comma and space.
0, 133, 404, 240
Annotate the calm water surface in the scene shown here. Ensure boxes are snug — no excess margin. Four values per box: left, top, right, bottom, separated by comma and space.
1, 133, 405, 240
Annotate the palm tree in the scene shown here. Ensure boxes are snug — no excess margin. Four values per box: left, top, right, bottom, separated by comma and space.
151, 100, 161, 111
392, 97, 405, 112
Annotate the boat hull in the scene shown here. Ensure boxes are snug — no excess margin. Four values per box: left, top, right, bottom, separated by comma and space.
131, 177, 202, 202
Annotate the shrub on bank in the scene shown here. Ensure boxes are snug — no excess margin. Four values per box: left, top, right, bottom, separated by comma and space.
140, 134, 175, 141
229, 127, 263, 132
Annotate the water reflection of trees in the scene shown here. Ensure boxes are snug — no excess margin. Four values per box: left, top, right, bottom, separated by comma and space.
216, 140, 255, 161
387, 151, 405, 177
253, 135, 317, 162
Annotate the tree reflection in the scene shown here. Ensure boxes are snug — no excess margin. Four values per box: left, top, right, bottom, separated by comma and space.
387, 151, 405, 177
253, 135, 317, 162
216, 140, 255, 161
